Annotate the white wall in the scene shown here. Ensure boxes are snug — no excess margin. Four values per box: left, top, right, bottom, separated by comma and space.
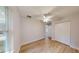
8, 7, 22, 52
21, 18, 45, 44
71, 16, 79, 48
51, 21, 55, 39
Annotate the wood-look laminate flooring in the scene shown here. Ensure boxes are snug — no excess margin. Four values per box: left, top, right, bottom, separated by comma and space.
19, 39, 79, 53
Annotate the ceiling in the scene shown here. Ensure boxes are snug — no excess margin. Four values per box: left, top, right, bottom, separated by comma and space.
17, 6, 79, 20
50, 6, 79, 17
17, 6, 56, 17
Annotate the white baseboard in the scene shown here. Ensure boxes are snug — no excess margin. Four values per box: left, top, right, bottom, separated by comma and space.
20, 37, 45, 47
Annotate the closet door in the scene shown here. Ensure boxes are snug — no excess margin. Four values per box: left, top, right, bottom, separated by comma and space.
55, 22, 71, 45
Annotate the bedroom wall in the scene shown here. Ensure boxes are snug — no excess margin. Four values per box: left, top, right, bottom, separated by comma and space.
71, 16, 79, 48
21, 18, 45, 44
51, 21, 55, 39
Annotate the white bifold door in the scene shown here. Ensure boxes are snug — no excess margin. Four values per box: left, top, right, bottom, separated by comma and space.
55, 22, 71, 45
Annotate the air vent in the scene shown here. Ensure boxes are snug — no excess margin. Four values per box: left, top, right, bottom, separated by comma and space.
27, 15, 32, 18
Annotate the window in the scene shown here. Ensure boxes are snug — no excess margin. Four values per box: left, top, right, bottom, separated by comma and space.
0, 7, 8, 53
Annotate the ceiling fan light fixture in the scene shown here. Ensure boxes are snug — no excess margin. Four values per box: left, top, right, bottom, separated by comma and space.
42, 15, 52, 22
